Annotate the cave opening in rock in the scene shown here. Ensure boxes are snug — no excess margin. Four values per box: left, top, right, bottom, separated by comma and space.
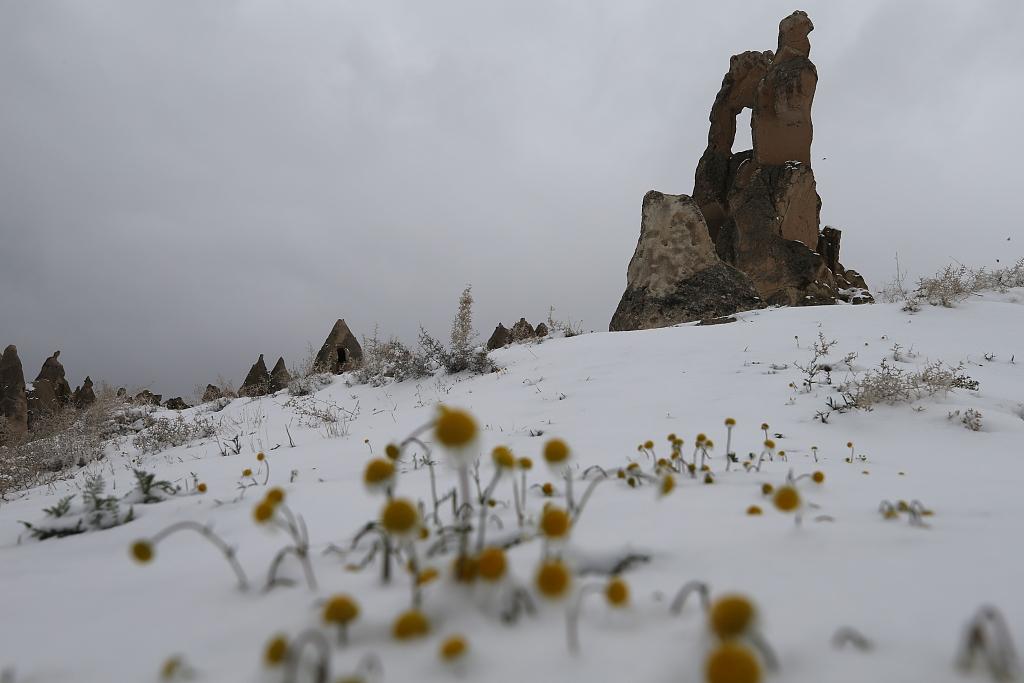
734, 107, 753, 154
337, 348, 347, 367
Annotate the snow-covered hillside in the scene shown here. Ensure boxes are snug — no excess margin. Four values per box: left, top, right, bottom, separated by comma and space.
3, 293, 1024, 683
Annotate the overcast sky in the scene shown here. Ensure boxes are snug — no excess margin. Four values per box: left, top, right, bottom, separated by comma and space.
2, 0, 1021, 399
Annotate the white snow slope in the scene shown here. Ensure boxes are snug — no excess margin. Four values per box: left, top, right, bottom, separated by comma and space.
3, 293, 1024, 683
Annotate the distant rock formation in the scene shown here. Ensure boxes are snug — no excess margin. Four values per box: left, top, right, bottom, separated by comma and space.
201, 384, 223, 403
239, 354, 272, 397
27, 351, 73, 422
0, 345, 29, 437
610, 192, 763, 330
314, 319, 363, 374
509, 318, 538, 342
73, 376, 96, 409
134, 390, 162, 406
486, 324, 511, 351
612, 11, 871, 331
486, 318, 551, 350
269, 357, 292, 392
163, 397, 190, 410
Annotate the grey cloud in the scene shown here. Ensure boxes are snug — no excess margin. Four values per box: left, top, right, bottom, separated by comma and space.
1, 0, 1021, 396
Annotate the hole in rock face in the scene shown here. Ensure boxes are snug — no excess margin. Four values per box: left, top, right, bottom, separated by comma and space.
337, 348, 347, 366
733, 107, 753, 154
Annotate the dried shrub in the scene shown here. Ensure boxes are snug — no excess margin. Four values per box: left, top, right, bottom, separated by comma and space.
132, 414, 218, 454
353, 328, 432, 387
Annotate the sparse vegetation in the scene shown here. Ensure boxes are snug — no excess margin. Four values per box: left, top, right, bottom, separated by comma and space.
132, 413, 218, 454
0, 386, 122, 496
20, 474, 134, 540
882, 258, 1024, 310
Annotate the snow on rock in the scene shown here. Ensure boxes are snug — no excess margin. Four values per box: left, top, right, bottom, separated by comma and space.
2, 293, 1024, 682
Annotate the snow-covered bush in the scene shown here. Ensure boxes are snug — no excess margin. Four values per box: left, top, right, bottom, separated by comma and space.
20, 475, 134, 540
125, 468, 180, 504
417, 285, 496, 376
914, 259, 1024, 308
353, 329, 432, 387
288, 372, 334, 396
547, 305, 584, 338
132, 414, 218, 454
833, 359, 978, 412
949, 408, 984, 432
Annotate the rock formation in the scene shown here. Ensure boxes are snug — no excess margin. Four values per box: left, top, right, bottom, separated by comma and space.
535, 322, 549, 337
163, 397, 190, 410
73, 376, 96, 409
0, 345, 29, 437
509, 318, 538, 342
27, 351, 73, 422
239, 354, 272, 397
269, 357, 292, 393
313, 319, 363, 374
610, 192, 764, 330
486, 324, 511, 351
612, 11, 871, 331
201, 384, 223, 403
134, 390, 162, 406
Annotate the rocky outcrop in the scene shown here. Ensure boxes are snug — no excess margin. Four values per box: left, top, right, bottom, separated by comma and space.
27, 351, 73, 422
535, 322, 549, 337
610, 192, 763, 331
0, 345, 29, 437
613, 11, 870, 331
239, 354, 272, 397
509, 318, 537, 342
201, 384, 223, 403
314, 319, 363, 374
269, 357, 292, 393
486, 324, 511, 350
163, 397, 190, 411
134, 390, 162, 406
73, 376, 96, 409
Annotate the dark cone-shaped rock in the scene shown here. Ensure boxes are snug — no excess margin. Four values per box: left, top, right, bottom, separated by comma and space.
73, 376, 96, 409
239, 354, 272, 397
28, 351, 73, 424
269, 357, 292, 393
509, 318, 537, 342
486, 324, 510, 350
0, 345, 29, 437
314, 319, 363, 374
610, 192, 763, 331
201, 384, 223, 403
535, 322, 549, 337
163, 397, 190, 410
